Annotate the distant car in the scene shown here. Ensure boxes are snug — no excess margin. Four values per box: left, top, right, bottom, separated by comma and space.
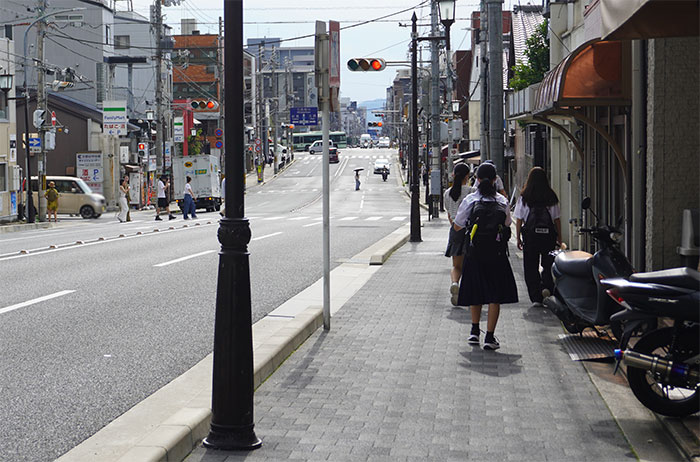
373, 158, 390, 174
378, 137, 390, 148
309, 140, 336, 155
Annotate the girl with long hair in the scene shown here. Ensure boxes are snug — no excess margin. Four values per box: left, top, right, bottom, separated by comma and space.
514, 167, 562, 306
444, 163, 471, 305
453, 163, 518, 350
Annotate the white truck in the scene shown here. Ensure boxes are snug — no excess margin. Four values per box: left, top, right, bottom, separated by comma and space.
172, 155, 221, 212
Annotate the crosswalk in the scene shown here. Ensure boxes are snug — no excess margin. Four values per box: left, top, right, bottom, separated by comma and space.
299, 154, 394, 161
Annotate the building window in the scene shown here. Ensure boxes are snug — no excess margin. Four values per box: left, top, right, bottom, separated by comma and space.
115, 35, 130, 49
0, 163, 6, 192
0, 91, 7, 120
105, 25, 111, 45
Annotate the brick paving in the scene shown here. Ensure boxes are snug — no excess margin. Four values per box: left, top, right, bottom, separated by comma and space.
186, 219, 635, 462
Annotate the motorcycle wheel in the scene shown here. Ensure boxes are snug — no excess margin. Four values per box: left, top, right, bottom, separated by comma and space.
627, 327, 699, 417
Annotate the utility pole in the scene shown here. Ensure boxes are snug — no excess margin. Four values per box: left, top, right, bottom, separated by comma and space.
429, 0, 441, 218
36, 0, 47, 221
218, 16, 225, 170
258, 42, 266, 169
271, 46, 278, 174
480, 0, 489, 158
487, 0, 504, 177
410, 12, 422, 242
153, 0, 164, 173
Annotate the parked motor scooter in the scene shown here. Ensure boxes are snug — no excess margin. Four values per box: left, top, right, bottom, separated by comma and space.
602, 267, 699, 417
543, 197, 634, 339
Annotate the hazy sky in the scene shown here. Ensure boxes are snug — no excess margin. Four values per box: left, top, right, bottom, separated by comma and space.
129, 0, 520, 104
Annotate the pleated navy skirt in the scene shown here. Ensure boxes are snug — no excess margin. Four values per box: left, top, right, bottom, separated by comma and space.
457, 244, 518, 306
445, 226, 467, 257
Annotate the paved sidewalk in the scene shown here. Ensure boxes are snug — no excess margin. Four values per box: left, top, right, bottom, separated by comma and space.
185, 219, 682, 462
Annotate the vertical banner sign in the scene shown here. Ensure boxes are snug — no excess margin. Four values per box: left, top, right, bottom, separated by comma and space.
164, 142, 172, 169
76, 152, 104, 193
173, 116, 184, 143
329, 21, 340, 88
102, 101, 127, 136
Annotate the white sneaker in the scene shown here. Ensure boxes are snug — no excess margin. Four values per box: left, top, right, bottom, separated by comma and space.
450, 282, 460, 306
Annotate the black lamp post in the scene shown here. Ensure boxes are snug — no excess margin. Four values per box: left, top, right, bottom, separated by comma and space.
202, 0, 262, 451
438, 0, 457, 50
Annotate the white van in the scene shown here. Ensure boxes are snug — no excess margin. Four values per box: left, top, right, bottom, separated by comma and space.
31, 176, 106, 218
360, 134, 372, 149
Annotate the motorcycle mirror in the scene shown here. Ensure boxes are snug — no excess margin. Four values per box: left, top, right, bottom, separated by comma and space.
581, 197, 591, 210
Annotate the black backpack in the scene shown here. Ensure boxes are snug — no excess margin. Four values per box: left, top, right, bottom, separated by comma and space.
466, 199, 509, 252
523, 204, 557, 246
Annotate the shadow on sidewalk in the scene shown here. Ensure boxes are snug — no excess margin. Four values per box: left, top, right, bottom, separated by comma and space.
458, 349, 524, 377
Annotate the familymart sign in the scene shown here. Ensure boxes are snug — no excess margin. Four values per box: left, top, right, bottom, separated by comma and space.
103, 100, 127, 136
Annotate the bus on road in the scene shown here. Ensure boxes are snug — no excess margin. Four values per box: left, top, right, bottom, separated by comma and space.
292, 131, 347, 151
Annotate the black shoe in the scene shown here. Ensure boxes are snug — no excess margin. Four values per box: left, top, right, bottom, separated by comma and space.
168, 214, 176, 220
468, 326, 481, 345
155, 216, 162, 221
483, 333, 500, 351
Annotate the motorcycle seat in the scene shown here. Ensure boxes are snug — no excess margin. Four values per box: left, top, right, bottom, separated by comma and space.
554, 250, 594, 277
629, 267, 700, 291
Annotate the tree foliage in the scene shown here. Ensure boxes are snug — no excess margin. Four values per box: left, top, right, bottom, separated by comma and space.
509, 20, 550, 91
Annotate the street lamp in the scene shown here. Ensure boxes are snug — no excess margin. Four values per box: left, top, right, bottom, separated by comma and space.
0, 73, 13, 93
438, 0, 457, 50
202, 0, 262, 451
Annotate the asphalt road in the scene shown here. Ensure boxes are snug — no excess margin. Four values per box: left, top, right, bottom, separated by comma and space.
0, 147, 413, 462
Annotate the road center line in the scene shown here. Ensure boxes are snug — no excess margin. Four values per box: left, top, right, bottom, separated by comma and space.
154, 250, 217, 267
251, 231, 283, 241
0, 290, 76, 315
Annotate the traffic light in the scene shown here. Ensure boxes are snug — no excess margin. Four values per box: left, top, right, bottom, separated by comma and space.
347, 58, 386, 72
137, 142, 148, 159
190, 100, 219, 111
368, 121, 383, 127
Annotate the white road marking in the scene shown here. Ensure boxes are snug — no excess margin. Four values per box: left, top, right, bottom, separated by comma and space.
303, 221, 322, 228
365, 216, 382, 221
0, 290, 76, 315
154, 250, 217, 267
0, 222, 218, 262
339, 217, 358, 221
251, 231, 283, 241
289, 216, 309, 221
263, 216, 285, 221
391, 216, 407, 221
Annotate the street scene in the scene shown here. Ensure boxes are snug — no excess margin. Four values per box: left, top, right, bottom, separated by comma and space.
0, 0, 698, 461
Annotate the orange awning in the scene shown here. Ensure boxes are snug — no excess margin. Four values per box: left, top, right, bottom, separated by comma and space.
534, 39, 630, 115
601, 0, 699, 40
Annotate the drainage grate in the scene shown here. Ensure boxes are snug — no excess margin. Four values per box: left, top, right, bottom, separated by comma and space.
558, 330, 617, 361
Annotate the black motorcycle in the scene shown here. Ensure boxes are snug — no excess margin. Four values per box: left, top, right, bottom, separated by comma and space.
603, 267, 699, 417
544, 198, 634, 339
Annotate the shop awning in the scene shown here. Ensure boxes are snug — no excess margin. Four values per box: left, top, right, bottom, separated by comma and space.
601, 0, 699, 40
533, 39, 630, 114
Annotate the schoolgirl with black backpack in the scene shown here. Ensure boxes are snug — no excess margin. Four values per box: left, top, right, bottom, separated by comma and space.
452, 163, 518, 350
514, 167, 562, 306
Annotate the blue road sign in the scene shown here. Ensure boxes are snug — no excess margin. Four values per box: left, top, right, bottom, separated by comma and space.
290, 107, 318, 126
29, 137, 41, 148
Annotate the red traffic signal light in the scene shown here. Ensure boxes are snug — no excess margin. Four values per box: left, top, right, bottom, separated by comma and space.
368, 121, 383, 127
138, 143, 146, 150
347, 58, 386, 72
190, 100, 219, 111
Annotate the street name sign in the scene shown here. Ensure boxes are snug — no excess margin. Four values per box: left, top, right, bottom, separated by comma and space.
290, 107, 318, 126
